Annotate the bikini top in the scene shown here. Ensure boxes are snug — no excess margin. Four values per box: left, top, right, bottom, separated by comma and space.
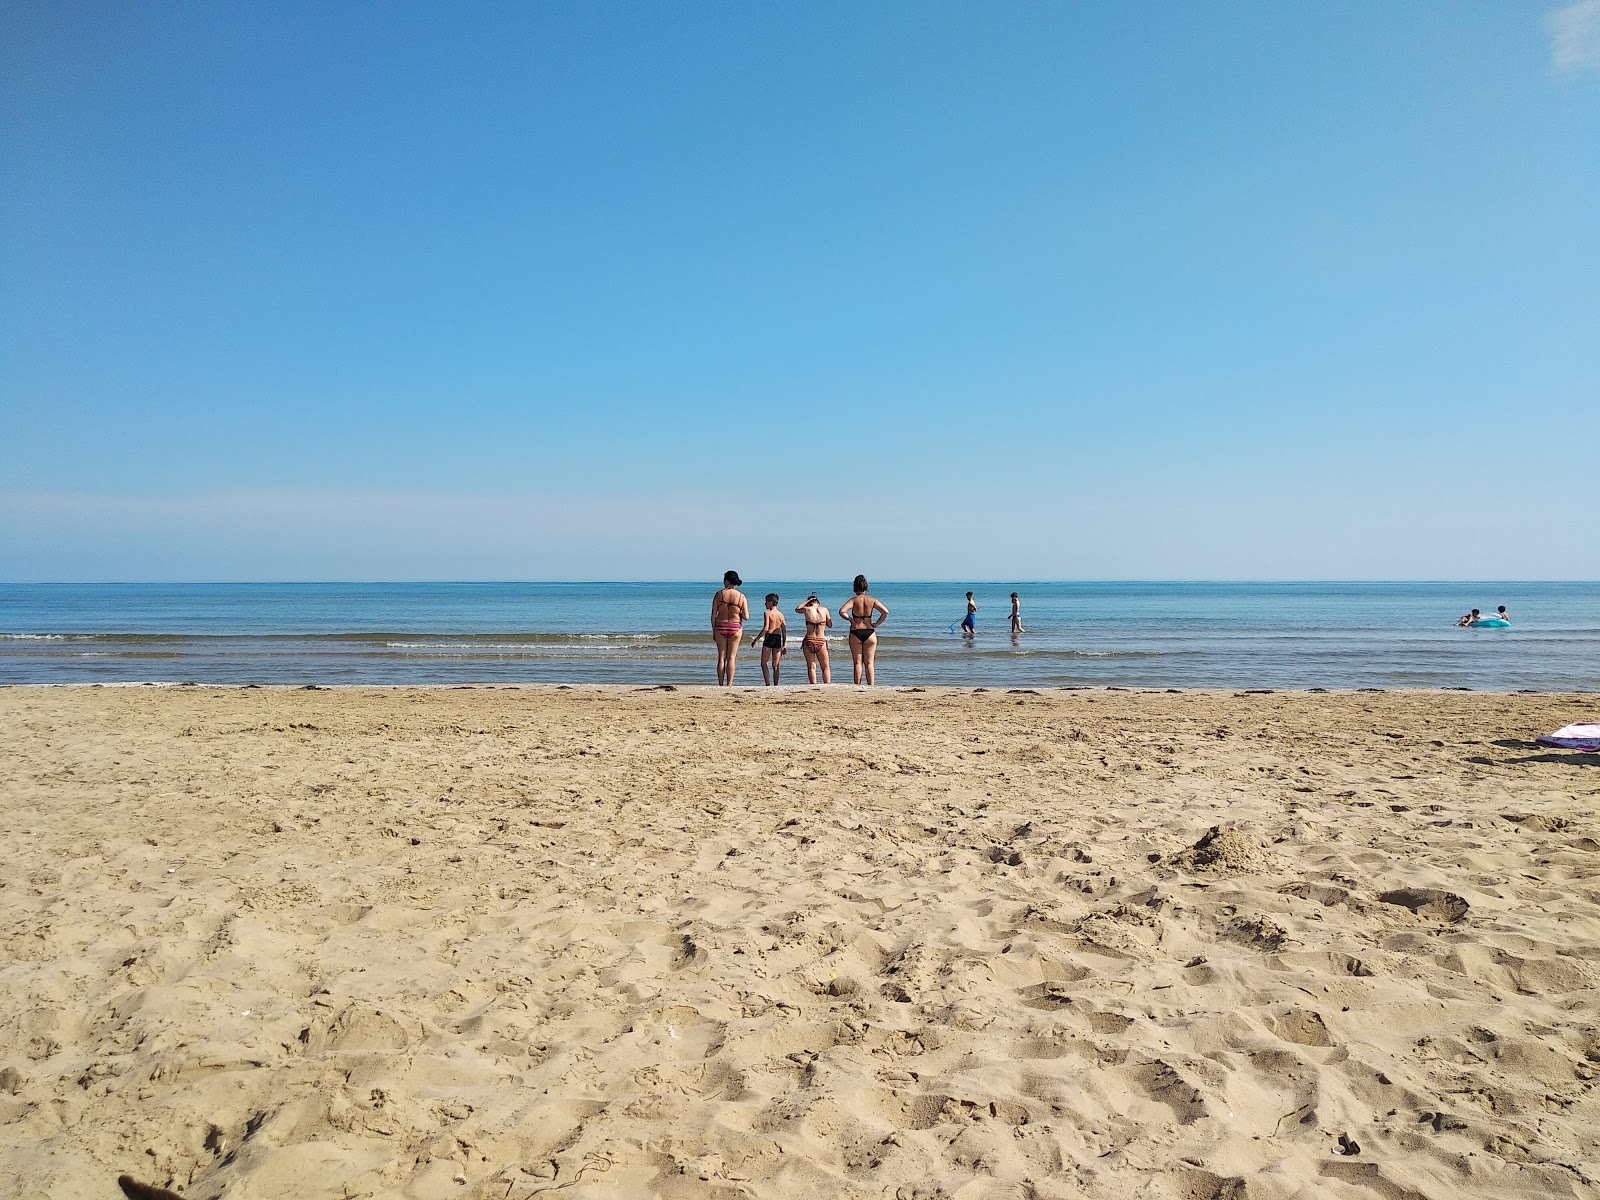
715, 590, 742, 619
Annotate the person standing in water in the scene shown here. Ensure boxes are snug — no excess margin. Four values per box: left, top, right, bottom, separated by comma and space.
1496, 605, 1511, 623
752, 593, 788, 685
839, 575, 888, 685
959, 591, 977, 636
711, 570, 749, 685
795, 593, 832, 684
1009, 591, 1024, 635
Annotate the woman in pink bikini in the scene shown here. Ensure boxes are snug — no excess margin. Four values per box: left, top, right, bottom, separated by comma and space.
838, 574, 888, 686
794, 593, 832, 684
710, 570, 749, 685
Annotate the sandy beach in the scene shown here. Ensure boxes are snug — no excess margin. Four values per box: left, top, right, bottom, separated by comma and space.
2, 684, 1598, 1200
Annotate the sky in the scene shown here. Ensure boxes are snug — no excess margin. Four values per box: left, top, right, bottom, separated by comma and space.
2, 1, 1597, 581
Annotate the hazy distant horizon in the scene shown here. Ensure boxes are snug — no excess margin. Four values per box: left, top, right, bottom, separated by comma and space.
4, 577, 1597, 586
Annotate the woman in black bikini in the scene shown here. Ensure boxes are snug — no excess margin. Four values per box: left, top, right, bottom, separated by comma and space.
838, 574, 888, 686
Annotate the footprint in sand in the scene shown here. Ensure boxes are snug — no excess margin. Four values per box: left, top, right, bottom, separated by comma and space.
671, 932, 708, 969
302, 1003, 426, 1054
118, 1179, 182, 1200
1273, 1008, 1336, 1047
1378, 887, 1469, 923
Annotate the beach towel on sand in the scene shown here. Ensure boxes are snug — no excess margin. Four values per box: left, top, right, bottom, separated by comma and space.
1536, 723, 1600, 751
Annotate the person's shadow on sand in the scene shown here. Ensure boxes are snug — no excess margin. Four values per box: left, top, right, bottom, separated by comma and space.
1501, 751, 1600, 767
1475, 740, 1599, 767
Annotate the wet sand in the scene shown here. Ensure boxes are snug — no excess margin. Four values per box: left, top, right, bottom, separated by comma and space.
2, 684, 1598, 1199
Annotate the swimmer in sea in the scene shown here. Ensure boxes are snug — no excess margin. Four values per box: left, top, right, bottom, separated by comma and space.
839, 574, 888, 686
752, 593, 787, 685
1009, 591, 1024, 635
795, 593, 832, 684
711, 570, 749, 685
960, 591, 977, 636
1496, 606, 1510, 623
1456, 609, 1480, 627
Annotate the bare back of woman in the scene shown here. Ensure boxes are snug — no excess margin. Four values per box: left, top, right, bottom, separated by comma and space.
795, 594, 832, 684
710, 571, 749, 685
838, 574, 888, 685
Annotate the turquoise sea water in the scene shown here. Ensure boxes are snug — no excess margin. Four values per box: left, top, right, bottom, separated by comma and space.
1, 582, 1595, 690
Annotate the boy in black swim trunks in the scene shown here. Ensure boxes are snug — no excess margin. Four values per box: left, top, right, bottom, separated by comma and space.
752, 593, 788, 685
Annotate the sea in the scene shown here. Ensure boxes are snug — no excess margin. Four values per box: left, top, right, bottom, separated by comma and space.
0, 582, 1595, 691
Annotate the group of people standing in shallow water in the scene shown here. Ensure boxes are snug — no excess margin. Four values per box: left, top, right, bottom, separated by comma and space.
712, 571, 888, 686
711, 572, 1027, 686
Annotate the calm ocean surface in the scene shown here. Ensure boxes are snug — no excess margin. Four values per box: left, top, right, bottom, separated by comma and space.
1, 582, 1595, 690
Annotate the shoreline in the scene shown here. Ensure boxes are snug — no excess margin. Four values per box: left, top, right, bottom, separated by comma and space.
3, 681, 1596, 696
3, 685, 1597, 1198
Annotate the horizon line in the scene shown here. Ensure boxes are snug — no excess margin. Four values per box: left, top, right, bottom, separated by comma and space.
3, 578, 1596, 587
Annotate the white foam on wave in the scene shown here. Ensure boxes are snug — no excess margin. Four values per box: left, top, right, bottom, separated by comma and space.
384, 636, 663, 649
384, 641, 540, 651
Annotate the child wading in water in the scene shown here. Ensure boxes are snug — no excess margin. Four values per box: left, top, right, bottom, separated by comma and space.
752, 593, 788, 685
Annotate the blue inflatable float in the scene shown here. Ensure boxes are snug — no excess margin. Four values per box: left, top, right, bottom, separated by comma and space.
1467, 618, 1510, 628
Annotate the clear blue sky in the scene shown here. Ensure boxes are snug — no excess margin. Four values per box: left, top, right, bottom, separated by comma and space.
3, 1, 1596, 581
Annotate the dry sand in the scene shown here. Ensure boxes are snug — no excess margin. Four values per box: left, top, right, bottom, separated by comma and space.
2, 684, 1598, 1200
